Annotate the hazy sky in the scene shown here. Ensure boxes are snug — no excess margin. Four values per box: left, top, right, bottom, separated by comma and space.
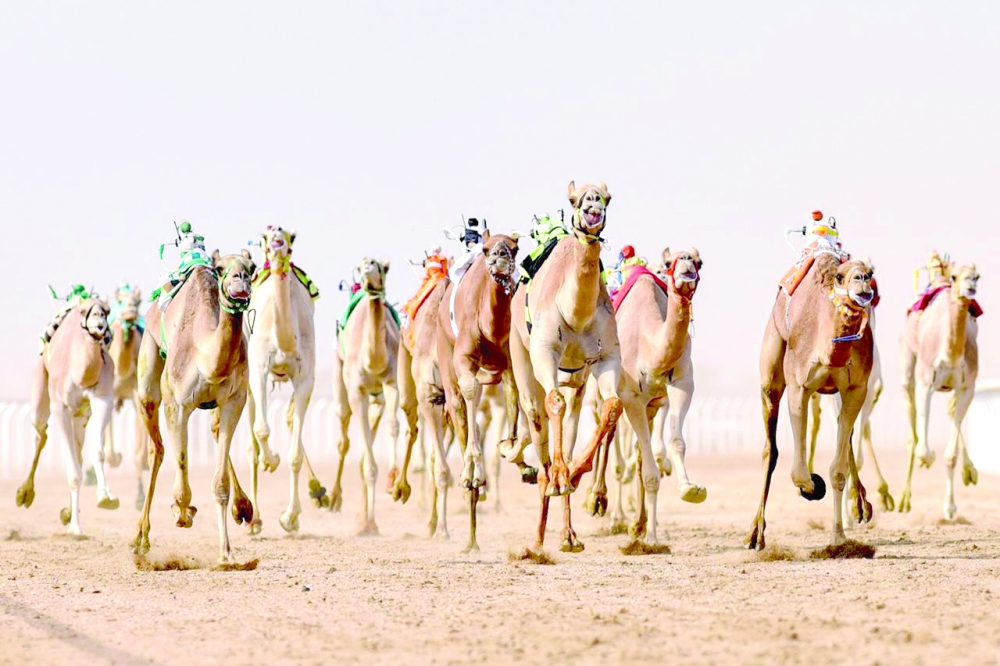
2, 2, 997, 414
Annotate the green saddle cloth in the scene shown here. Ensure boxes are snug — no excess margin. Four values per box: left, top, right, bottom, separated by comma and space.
339, 289, 401, 336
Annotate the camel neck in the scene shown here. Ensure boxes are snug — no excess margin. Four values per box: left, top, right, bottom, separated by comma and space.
479, 276, 513, 345
942, 294, 969, 365
270, 267, 297, 353
363, 294, 389, 374
558, 238, 604, 331
110, 323, 138, 380
826, 294, 868, 367
651, 288, 694, 375
201, 307, 244, 379
71, 333, 107, 389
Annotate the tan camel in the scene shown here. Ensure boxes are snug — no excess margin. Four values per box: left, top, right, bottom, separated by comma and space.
807, 259, 893, 513
331, 258, 400, 534
508, 180, 624, 553
246, 225, 322, 535
898, 262, 981, 519
16, 297, 119, 533
477, 382, 515, 511
105, 284, 153, 510
436, 232, 522, 552
131, 250, 256, 562
591, 248, 707, 544
397, 275, 453, 538
749, 253, 876, 550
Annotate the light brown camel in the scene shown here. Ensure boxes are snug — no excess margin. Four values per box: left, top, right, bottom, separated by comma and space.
749, 253, 876, 550
436, 232, 522, 552
477, 382, 516, 511
246, 226, 322, 535
131, 250, 256, 563
807, 259, 894, 513
508, 180, 624, 553
331, 258, 400, 534
17, 298, 119, 533
105, 284, 152, 510
397, 277, 452, 538
591, 248, 707, 545
898, 262, 980, 519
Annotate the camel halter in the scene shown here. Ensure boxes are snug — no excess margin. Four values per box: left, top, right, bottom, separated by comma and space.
218, 262, 251, 314
830, 287, 870, 344
486, 242, 516, 296
572, 206, 608, 247
81, 302, 111, 343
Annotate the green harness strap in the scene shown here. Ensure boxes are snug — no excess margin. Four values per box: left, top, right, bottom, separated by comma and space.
337, 290, 401, 354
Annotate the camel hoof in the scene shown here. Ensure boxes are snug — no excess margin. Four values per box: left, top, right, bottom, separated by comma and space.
15, 484, 35, 508
897, 492, 912, 513
432, 528, 450, 542
943, 503, 957, 522
97, 495, 120, 510
84, 467, 97, 487
308, 479, 329, 507
262, 453, 281, 473
584, 490, 607, 517
106, 451, 123, 468
878, 485, 894, 512
171, 503, 198, 528
680, 485, 707, 504
130, 535, 150, 555
520, 466, 538, 485
391, 480, 412, 504
462, 541, 481, 554
357, 520, 379, 537
746, 527, 765, 551
476, 488, 487, 503
231, 497, 253, 525
609, 519, 629, 536
329, 487, 343, 513
546, 462, 571, 497
963, 466, 978, 487
246, 518, 263, 536
560, 536, 585, 553
60, 507, 72, 525
279, 511, 300, 533
799, 474, 826, 501
656, 456, 672, 477
386, 467, 399, 494
917, 450, 936, 469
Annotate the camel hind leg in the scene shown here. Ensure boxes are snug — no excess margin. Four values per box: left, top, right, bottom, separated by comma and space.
748, 319, 786, 551
330, 352, 351, 513
280, 374, 315, 533
87, 396, 119, 510
858, 372, 893, 511
665, 358, 706, 504
133, 392, 150, 511
898, 343, 919, 513
807, 393, 822, 475
943, 387, 975, 520
392, 342, 418, 505
831, 388, 870, 545
214, 395, 247, 564
131, 330, 165, 555
16, 357, 50, 509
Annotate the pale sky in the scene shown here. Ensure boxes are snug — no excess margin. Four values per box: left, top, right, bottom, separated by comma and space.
1, 2, 997, 418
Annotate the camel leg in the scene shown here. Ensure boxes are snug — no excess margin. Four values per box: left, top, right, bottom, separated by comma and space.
585, 425, 610, 518
330, 354, 351, 513
623, 398, 662, 546
807, 393, 821, 475
959, 430, 977, 487
101, 408, 122, 468
943, 388, 975, 520
162, 401, 196, 528
748, 322, 786, 550
244, 370, 263, 533
607, 423, 628, 534
787, 385, 824, 499
858, 374, 893, 511
914, 380, 936, 468
351, 388, 379, 535
497, 369, 535, 484
133, 392, 150, 511
131, 331, 166, 555
487, 392, 506, 511
831, 389, 869, 545
280, 375, 314, 533
393, 344, 419, 505
419, 387, 449, 539
665, 363, 706, 503
898, 346, 919, 513
16, 358, 50, 510
214, 397, 245, 564
52, 405, 84, 534
88, 396, 119, 510
455, 366, 485, 553
651, 405, 671, 477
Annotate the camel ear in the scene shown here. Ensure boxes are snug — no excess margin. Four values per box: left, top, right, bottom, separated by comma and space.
567, 180, 579, 207
287, 228, 297, 245
241, 249, 256, 275
381, 259, 391, 274
212, 249, 222, 266
133, 287, 142, 300
483, 228, 491, 242
598, 181, 611, 203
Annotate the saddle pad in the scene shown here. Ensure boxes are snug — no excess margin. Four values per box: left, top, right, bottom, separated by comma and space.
612, 266, 670, 313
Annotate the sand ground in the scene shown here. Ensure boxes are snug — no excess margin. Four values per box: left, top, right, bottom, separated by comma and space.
1, 447, 999, 665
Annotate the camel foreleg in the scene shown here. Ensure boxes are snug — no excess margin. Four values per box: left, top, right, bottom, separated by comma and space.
88, 396, 119, 511
214, 396, 246, 564
943, 388, 975, 520
330, 358, 351, 513
666, 366, 706, 504
280, 375, 314, 533
16, 359, 50, 510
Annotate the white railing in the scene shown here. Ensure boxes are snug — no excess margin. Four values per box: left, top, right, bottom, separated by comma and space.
0, 391, 925, 480
970, 380, 1000, 475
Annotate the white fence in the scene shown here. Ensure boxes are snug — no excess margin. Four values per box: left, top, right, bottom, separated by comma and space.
0, 391, 922, 481
969, 381, 1000, 475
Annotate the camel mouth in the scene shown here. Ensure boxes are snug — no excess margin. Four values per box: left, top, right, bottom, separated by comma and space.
850, 291, 874, 307
269, 239, 286, 252
580, 210, 604, 230
227, 285, 251, 301
675, 270, 699, 283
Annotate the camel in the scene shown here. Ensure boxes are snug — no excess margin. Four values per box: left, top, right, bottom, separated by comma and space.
436, 232, 521, 552
589, 248, 707, 544
749, 252, 876, 550
396, 272, 453, 538
131, 249, 256, 563
331, 258, 400, 534
807, 259, 894, 513
16, 296, 119, 533
105, 283, 152, 510
477, 382, 515, 511
246, 225, 322, 535
507, 180, 624, 553
898, 262, 981, 519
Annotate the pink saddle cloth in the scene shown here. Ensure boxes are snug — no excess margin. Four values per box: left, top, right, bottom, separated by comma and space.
612, 266, 670, 313
909, 285, 983, 318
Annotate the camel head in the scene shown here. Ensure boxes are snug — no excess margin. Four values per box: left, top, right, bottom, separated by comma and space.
261, 225, 296, 274
834, 260, 875, 309
483, 233, 519, 295
951, 263, 980, 301
567, 180, 611, 240
358, 258, 389, 299
114, 284, 143, 327
79, 298, 111, 342
212, 249, 255, 313
665, 247, 703, 300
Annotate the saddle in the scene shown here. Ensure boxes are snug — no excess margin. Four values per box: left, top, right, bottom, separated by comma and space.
611, 266, 670, 313
909, 284, 983, 318
252, 261, 320, 301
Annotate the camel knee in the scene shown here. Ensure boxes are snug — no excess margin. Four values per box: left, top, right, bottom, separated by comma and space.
337, 439, 350, 458
458, 376, 478, 403
289, 448, 304, 473
253, 421, 270, 443
545, 391, 566, 418
214, 474, 230, 504
669, 438, 687, 458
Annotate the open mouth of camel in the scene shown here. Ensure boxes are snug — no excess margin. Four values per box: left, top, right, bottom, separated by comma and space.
270, 239, 285, 252
851, 291, 874, 306
228, 285, 251, 300
676, 270, 699, 282
580, 210, 604, 230
963, 288, 977, 298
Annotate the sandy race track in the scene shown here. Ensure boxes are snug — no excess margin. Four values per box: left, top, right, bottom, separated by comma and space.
2, 448, 999, 665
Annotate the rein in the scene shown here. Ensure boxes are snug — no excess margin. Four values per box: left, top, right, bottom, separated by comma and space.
830, 288, 870, 344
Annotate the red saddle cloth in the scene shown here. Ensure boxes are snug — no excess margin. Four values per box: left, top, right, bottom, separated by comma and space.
779, 255, 816, 297
612, 266, 670, 313
909, 285, 983, 318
